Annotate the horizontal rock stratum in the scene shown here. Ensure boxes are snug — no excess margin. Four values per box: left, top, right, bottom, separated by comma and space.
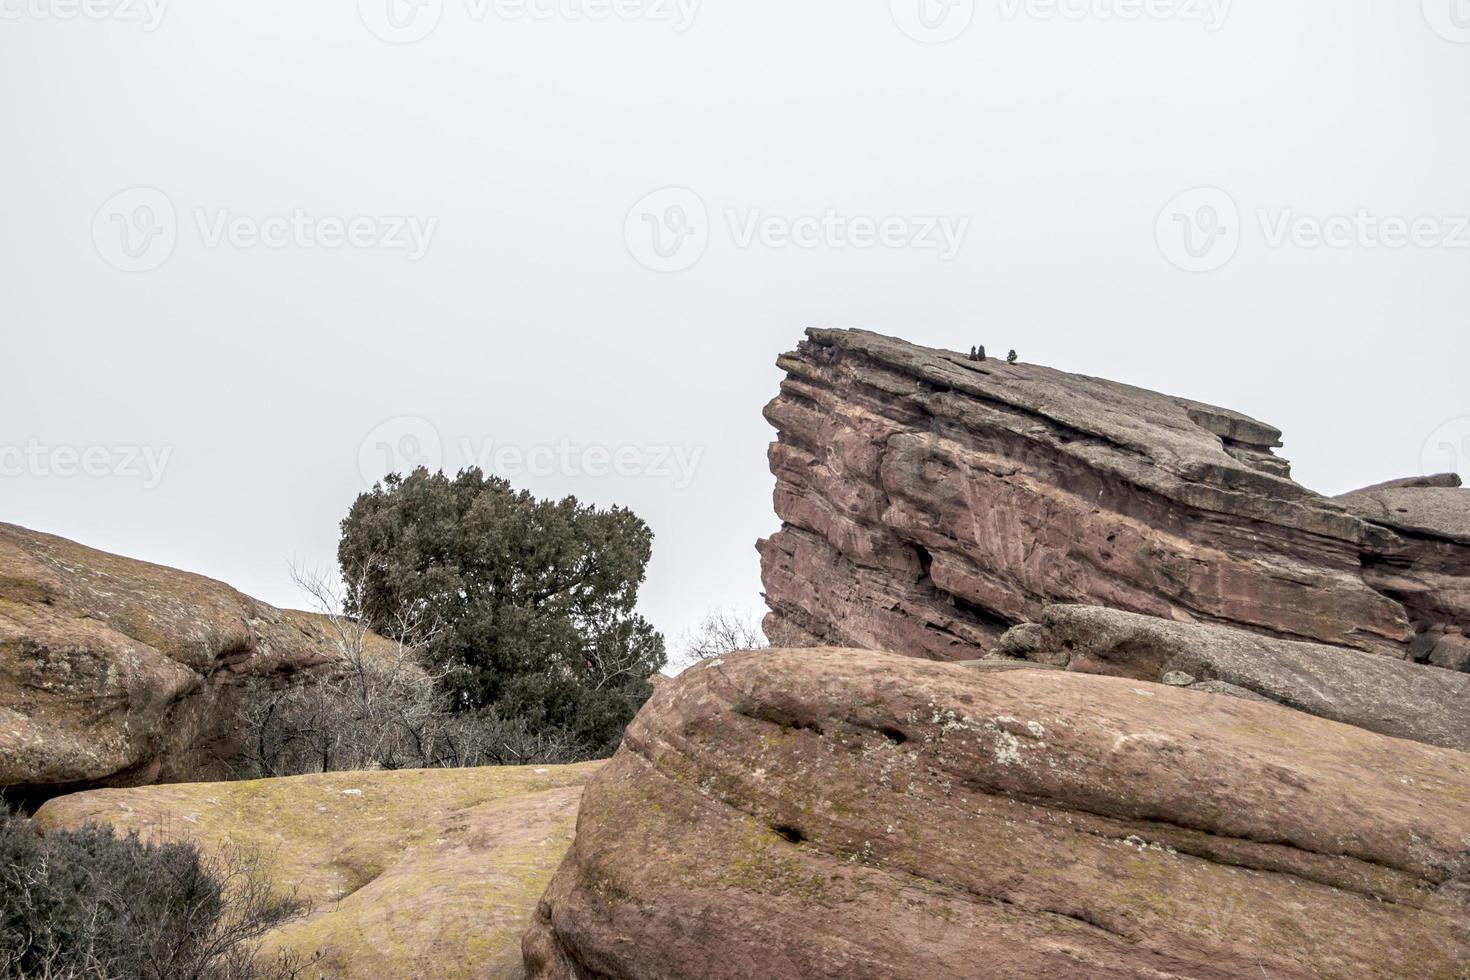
524, 648, 1470, 980
758, 329, 1470, 664
993, 604, 1470, 752
0, 522, 393, 797
36, 762, 601, 979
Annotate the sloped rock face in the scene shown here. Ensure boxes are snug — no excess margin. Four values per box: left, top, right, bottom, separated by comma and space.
524, 649, 1470, 980
993, 604, 1470, 751
0, 522, 390, 798
758, 329, 1470, 663
36, 762, 600, 980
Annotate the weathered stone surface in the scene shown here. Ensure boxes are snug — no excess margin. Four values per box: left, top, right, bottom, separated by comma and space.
35, 762, 601, 980
1342, 473, 1464, 494
0, 522, 394, 796
758, 329, 1470, 662
1337, 484, 1470, 543
991, 604, 1470, 751
525, 648, 1470, 980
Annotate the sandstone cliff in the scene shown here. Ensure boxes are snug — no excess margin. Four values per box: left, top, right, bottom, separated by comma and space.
0, 522, 394, 800
758, 329, 1470, 664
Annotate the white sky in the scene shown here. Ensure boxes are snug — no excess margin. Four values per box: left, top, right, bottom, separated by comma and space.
4, 1, 1470, 651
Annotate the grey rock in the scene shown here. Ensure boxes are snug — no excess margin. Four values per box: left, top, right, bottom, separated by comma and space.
996, 604, 1470, 752
1339, 473, 1463, 494
1335, 485, 1470, 543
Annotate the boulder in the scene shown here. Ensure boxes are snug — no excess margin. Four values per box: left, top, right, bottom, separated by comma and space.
35, 761, 601, 980
525, 648, 1470, 980
990, 604, 1470, 750
758, 329, 1470, 661
0, 522, 395, 799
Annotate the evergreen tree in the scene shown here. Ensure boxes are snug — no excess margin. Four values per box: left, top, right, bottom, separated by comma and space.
338, 467, 666, 758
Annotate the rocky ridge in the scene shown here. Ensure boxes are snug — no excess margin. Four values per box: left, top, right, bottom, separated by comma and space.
0, 522, 394, 799
758, 329, 1470, 665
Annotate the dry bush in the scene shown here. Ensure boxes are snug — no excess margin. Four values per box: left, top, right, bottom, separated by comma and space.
0, 810, 309, 980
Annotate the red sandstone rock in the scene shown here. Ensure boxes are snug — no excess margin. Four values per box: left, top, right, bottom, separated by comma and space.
524, 648, 1470, 980
0, 522, 394, 797
758, 329, 1470, 663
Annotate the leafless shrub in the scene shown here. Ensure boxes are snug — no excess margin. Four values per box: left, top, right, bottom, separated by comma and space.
242, 562, 585, 777
669, 608, 770, 673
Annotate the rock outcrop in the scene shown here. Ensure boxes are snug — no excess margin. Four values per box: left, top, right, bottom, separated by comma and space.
992, 604, 1470, 752
525, 648, 1470, 980
36, 762, 600, 980
0, 522, 392, 799
758, 329, 1470, 664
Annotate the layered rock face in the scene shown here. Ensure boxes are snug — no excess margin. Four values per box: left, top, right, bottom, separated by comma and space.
0, 522, 390, 798
525, 649, 1470, 980
36, 762, 601, 980
758, 329, 1470, 663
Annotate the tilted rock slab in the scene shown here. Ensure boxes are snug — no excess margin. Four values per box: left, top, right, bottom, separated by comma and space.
36, 762, 601, 980
0, 522, 394, 796
993, 604, 1470, 752
758, 329, 1470, 662
525, 648, 1470, 980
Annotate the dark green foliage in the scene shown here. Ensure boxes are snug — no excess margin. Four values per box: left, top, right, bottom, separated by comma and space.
0, 810, 301, 979
338, 468, 667, 760
1006, 349, 1018, 364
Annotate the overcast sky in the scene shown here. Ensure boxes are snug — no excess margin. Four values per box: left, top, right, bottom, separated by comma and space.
4, 1, 1469, 652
